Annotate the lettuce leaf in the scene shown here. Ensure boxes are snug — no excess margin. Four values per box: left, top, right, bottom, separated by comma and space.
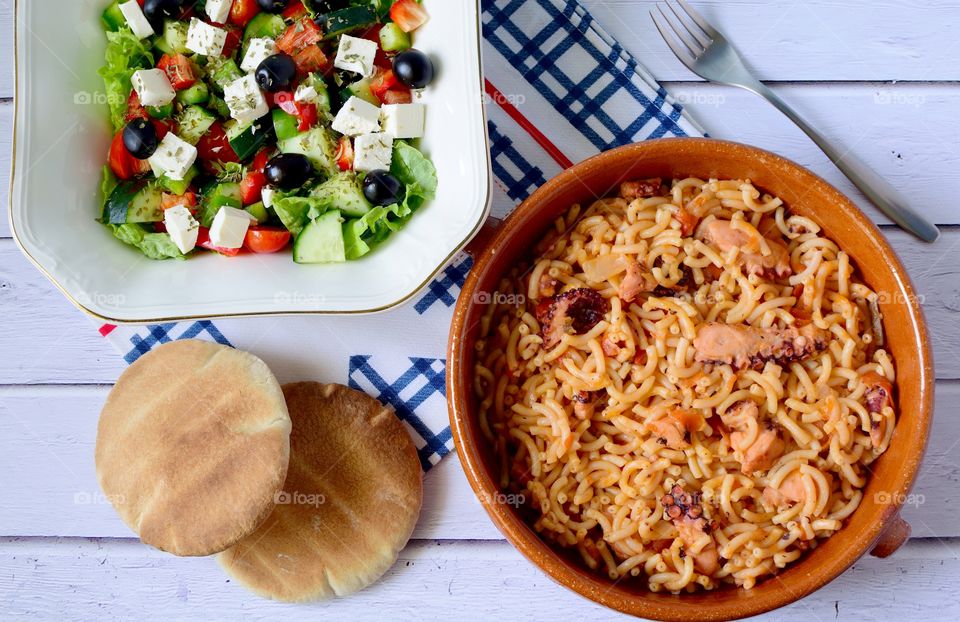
108, 224, 185, 261
273, 196, 328, 237
99, 27, 155, 131
342, 141, 437, 259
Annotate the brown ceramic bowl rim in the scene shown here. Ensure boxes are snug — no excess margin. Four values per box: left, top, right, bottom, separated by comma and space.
447, 138, 934, 621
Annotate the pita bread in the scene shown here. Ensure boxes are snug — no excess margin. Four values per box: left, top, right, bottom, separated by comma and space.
95, 340, 291, 557
218, 382, 423, 602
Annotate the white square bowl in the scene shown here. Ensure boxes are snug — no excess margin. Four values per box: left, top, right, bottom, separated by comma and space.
10, 0, 491, 322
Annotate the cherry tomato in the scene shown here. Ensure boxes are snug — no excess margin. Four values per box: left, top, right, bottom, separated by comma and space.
380, 89, 413, 104
196, 121, 240, 163
281, 0, 308, 20
292, 45, 331, 76
229, 0, 260, 27
125, 91, 148, 122
221, 25, 243, 58
251, 148, 272, 173
161, 191, 197, 210
244, 228, 292, 254
109, 130, 152, 180
240, 171, 267, 205
296, 102, 318, 131
390, 0, 430, 32
334, 135, 354, 172
370, 68, 411, 104
361, 25, 393, 70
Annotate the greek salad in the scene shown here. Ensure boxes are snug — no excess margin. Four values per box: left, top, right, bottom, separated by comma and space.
99, 0, 437, 262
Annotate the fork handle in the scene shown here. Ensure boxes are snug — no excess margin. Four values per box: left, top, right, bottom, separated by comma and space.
747, 81, 940, 243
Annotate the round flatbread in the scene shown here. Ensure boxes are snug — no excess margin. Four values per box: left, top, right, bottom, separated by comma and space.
218, 382, 423, 602
95, 340, 291, 557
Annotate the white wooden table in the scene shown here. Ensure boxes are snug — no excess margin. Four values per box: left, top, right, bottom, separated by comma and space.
2, 1, 960, 619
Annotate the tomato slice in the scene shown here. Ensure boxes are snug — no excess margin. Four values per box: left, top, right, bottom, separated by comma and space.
296, 103, 318, 131
334, 136, 354, 172
390, 0, 430, 33
293, 45, 331, 76
109, 130, 152, 180
196, 121, 240, 163
229, 0, 260, 27
125, 91, 148, 122
380, 89, 413, 105
157, 53, 196, 90
221, 25, 243, 59
361, 25, 393, 70
161, 191, 197, 210
244, 228, 292, 254
276, 18, 323, 55
198, 227, 243, 256
282, 0, 308, 21
240, 171, 267, 205
251, 148, 272, 173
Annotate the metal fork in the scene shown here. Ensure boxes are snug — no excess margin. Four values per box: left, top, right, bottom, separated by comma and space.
652, 0, 940, 243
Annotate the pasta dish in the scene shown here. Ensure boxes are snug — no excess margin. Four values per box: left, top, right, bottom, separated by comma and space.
472, 177, 897, 591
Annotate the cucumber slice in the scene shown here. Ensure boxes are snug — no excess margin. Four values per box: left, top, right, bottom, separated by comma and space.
177, 106, 217, 145
103, 182, 163, 224
158, 166, 198, 195
147, 102, 175, 119
245, 201, 269, 224
343, 77, 378, 106
210, 58, 243, 92
379, 23, 411, 52
162, 20, 191, 55
278, 127, 339, 176
207, 92, 232, 119
308, 172, 372, 218
101, 2, 125, 32
272, 109, 300, 141
319, 7, 377, 39
225, 116, 276, 161
176, 82, 210, 106
293, 210, 346, 263
244, 13, 286, 43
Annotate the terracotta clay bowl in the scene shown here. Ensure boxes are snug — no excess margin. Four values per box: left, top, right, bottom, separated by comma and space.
447, 138, 933, 621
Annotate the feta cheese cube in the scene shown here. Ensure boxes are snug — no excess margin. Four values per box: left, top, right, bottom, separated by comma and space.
205, 0, 234, 24
331, 96, 381, 136
261, 186, 277, 209
119, 1, 155, 39
148, 133, 198, 181
353, 133, 395, 173
294, 84, 319, 104
381, 103, 426, 139
209, 206, 253, 249
164, 205, 200, 254
334, 35, 378, 77
223, 74, 270, 125
131, 69, 176, 108
186, 18, 227, 57
241, 37, 276, 73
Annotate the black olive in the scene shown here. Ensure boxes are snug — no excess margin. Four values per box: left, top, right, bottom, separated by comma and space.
363, 171, 405, 207
255, 54, 298, 93
123, 118, 159, 160
143, 0, 185, 27
392, 49, 435, 90
264, 154, 313, 190
257, 0, 289, 13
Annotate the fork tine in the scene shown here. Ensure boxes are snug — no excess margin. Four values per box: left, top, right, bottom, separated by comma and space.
675, 0, 721, 39
665, 0, 711, 49
650, 9, 697, 67
655, 5, 705, 57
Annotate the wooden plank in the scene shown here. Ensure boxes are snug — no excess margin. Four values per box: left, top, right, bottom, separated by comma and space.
5, 1, 960, 95
582, 0, 960, 82
0, 384, 957, 540
2, 226, 959, 384
0, 537, 957, 619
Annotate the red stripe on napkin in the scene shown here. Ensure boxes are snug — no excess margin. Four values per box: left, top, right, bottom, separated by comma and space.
485, 79, 574, 170
99, 324, 117, 337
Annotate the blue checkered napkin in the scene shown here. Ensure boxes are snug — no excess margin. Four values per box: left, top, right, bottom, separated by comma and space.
97, 0, 703, 471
